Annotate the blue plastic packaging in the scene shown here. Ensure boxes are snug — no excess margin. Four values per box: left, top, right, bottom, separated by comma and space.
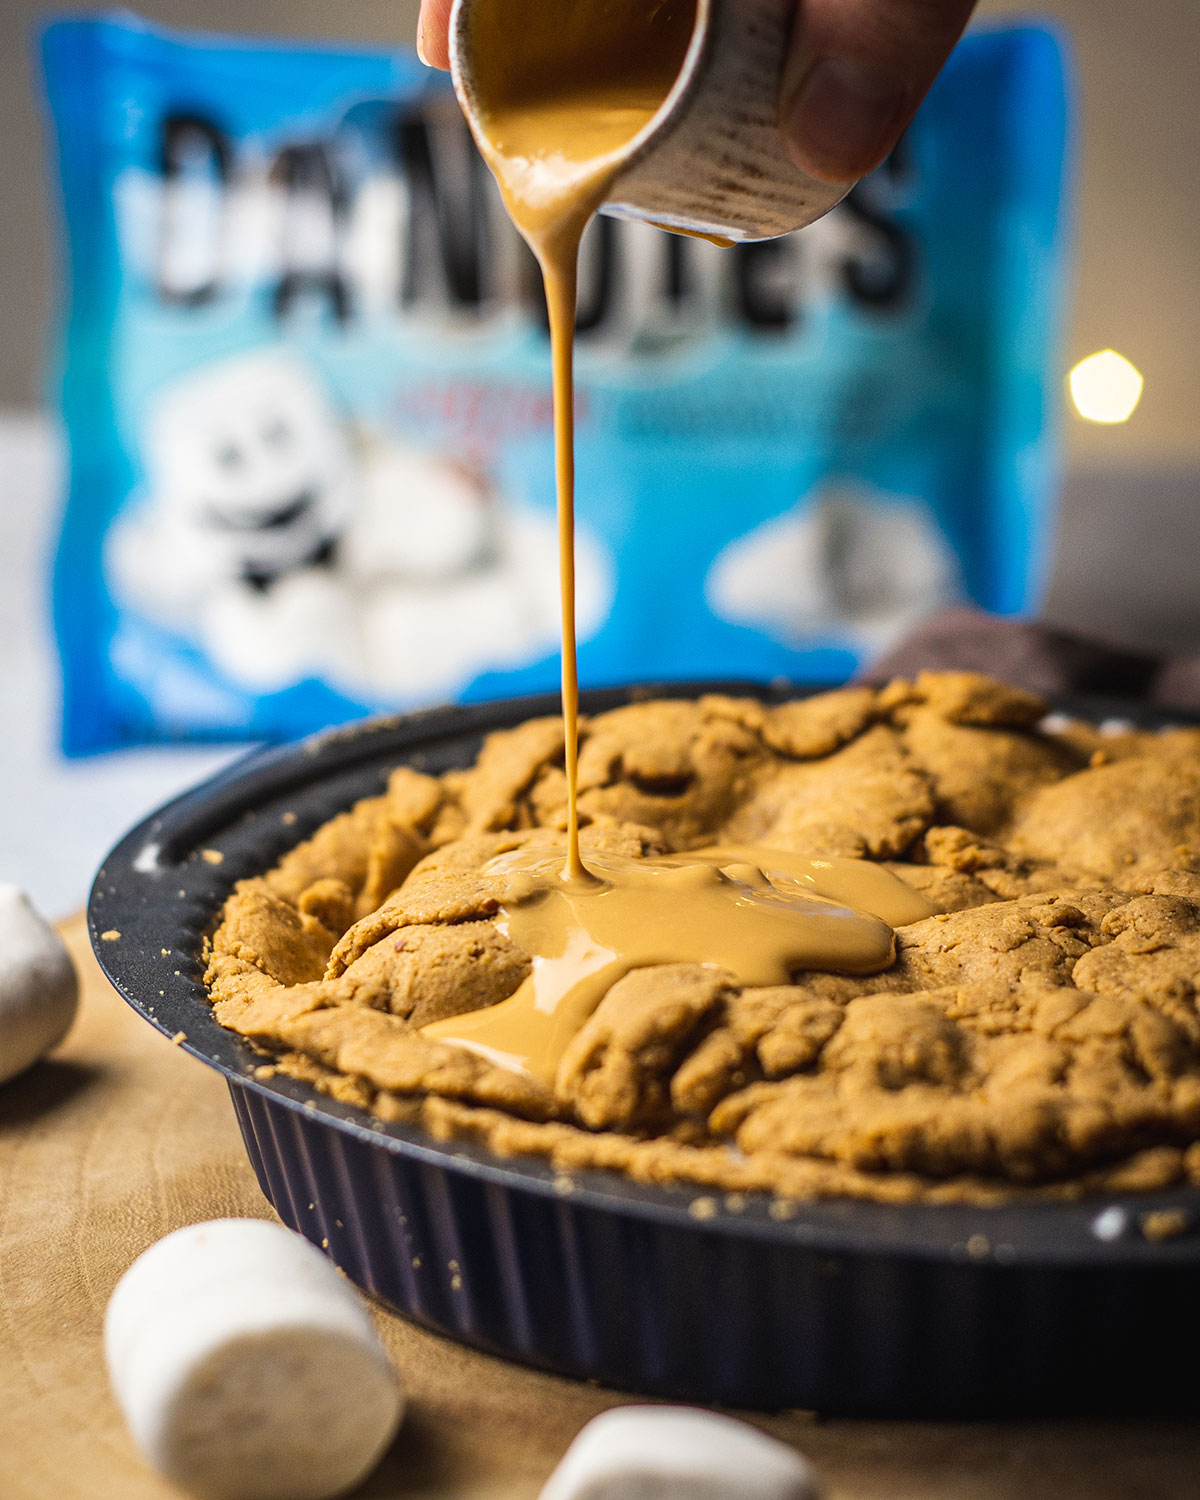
42, 14, 1069, 753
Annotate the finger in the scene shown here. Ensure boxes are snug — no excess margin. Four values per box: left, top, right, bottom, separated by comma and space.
417, 0, 454, 69
781, 0, 979, 182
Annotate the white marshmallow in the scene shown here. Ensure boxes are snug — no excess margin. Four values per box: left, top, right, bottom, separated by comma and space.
105, 1219, 404, 1500
0, 884, 78, 1085
539, 1406, 819, 1500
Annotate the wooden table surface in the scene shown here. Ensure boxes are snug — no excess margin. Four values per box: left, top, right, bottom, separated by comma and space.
1, 917, 1198, 1500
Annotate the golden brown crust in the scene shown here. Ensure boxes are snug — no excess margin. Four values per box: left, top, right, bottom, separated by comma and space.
726, 725, 935, 858
759, 685, 878, 759
556, 965, 737, 1129
1009, 755, 1200, 884
203, 675, 1200, 1204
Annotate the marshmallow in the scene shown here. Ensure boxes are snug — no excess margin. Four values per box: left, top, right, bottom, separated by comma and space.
105, 1219, 404, 1500
0, 885, 78, 1085
539, 1406, 819, 1500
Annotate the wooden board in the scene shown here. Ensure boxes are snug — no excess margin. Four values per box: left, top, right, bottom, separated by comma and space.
1, 917, 1197, 1499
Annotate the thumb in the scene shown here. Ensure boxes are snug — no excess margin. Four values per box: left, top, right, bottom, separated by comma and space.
416, 0, 454, 69
781, 0, 979, 182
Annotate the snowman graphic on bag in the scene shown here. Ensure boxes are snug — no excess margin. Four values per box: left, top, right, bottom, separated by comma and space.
106, 348, 611, 701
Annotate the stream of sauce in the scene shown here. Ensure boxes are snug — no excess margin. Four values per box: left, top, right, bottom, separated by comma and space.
423, 0, 934, 1080
463, 0, 699, 882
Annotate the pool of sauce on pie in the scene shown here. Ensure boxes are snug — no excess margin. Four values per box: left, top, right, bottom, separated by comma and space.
425, 0, 934, 1078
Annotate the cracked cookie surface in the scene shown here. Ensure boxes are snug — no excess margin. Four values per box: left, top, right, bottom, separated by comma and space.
205, 674, 1200, 1203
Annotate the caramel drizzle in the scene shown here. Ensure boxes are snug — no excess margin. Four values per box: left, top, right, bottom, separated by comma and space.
423, 844, 933, 1082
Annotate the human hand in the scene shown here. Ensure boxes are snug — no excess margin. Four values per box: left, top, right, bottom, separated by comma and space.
416, 0, 978, 183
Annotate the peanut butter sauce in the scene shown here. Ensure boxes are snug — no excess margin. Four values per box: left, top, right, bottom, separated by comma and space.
422, 844, 932, 1082
425, 0, 934, 1079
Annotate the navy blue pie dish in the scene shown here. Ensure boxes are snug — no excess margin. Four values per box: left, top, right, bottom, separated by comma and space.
89, 684, 1200, 1417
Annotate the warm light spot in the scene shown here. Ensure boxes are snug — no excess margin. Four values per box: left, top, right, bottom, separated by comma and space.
1068, 350, 1144, 424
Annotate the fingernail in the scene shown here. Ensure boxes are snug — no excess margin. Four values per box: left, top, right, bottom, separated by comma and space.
416, 22, 431, 67
784, 58, 908, 182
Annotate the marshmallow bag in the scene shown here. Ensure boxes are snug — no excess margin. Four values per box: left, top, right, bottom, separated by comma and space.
42, 16, 1069, 753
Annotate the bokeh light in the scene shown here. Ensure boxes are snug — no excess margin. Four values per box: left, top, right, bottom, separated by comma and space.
1068, 349, 1144, 424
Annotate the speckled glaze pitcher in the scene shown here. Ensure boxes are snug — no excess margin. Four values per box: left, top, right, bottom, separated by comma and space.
448, 0, 853, 244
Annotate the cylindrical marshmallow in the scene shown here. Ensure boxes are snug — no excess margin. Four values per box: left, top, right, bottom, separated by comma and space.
539, 1406, 819, 1500
105, 1219, 404, 1500
0, 884, 78, 1085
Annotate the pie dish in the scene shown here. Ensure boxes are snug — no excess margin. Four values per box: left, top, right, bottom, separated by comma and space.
90, 682, 1200, 1416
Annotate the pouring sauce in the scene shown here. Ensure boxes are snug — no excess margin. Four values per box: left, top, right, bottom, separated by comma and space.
423, 0, 932, 1079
